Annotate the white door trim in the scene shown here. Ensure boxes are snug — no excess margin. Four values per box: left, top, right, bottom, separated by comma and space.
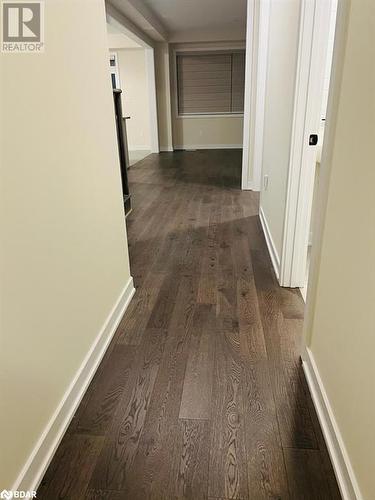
241, 0, 256, 190
280, 0, 333, 287
242, 0, 271, 191
251, 0, 271, 192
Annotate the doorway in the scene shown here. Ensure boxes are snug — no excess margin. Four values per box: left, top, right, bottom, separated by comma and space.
106, 12, 159, 166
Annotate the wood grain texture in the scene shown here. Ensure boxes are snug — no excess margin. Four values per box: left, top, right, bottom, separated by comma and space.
208, 332, 248, 500
116, 272, 166, 345
172, 419, 210, 500
236, 262, 289, 498
39, 150, 339, 499
73, 345, 135, 435
38, 434, 104, 500
89, 327, 168, 491
179, 305, 215, 420
284, 448, 335, 499
85, 490, 123, 500
251, 249, 318, 451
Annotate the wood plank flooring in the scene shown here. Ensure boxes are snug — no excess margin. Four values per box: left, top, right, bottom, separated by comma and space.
38, 150, 341, 499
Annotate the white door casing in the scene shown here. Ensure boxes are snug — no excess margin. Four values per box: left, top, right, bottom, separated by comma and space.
280, 0, 334, 287
241, 0, 271, 191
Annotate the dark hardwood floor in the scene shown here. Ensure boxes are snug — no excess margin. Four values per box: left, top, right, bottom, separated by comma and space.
38, 150, 341, 499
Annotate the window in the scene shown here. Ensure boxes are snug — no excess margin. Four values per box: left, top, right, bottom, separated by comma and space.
176, 51, 245, 116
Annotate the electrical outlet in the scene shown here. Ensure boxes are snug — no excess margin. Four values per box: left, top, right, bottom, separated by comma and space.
263, 174, 269, 190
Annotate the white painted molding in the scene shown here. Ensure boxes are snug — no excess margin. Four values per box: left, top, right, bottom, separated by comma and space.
251, 0, 271, 192
280, 0, 333, 287
259, 207, 280, 279
302, 345, 363, 500
241, 0, 256, 190
175, 113, 244, 120
173, 144, 242, 150
242, 0, 271, 192
13, 277, 135, 493
159, 147, 174, 152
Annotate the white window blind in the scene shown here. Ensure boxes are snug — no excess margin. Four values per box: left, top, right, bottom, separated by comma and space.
177, 51, 245, 115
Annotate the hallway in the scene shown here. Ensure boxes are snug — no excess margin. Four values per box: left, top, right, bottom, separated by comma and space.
39, 150, 340, 499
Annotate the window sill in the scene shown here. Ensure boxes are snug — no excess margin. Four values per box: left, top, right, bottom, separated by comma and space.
176, 113, 244, 119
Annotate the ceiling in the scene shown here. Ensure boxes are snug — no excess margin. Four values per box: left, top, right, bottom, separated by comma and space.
107, 0, 247, 42
143, 0, 247, 36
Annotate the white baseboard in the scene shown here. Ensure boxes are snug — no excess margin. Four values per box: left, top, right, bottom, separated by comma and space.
302, 345, 363, 500
159, 147, 174, 152
259, 207, 280, 279
173, 144, 243, 150
242, 180, 261, 191
300, 284, 307, 302
13, 277, 135, 493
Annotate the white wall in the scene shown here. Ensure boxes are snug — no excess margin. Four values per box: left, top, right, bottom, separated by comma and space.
112, 48, 151, 151
304, 0, 375, 497
0, 0, 132, 489
259, 0, 301, 255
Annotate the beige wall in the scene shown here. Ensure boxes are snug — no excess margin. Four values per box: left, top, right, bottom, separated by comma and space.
172, 116, 244, 149
259, 0, 301, 254
305, 0, 375, 497
107, 32, 140, 49
0, 0, 131, 489
114, 48, 151, 150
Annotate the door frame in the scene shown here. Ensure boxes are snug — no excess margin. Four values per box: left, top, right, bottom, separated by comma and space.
241, 0, 271, 191
241, 0, 256, 190
279, 0, 334, 287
